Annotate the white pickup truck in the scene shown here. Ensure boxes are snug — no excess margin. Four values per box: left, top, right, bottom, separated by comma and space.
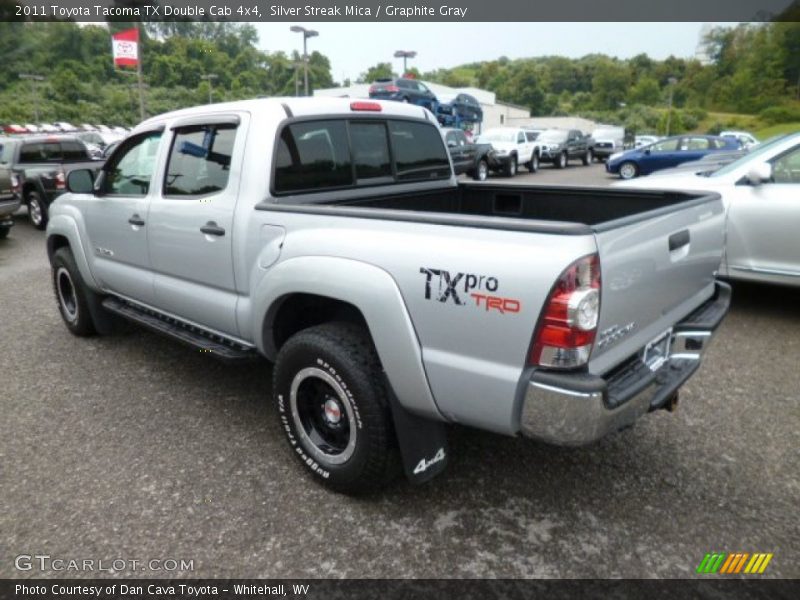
47, 98, 731, 494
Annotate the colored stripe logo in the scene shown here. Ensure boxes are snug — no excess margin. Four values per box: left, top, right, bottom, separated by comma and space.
696, 552, 773, 574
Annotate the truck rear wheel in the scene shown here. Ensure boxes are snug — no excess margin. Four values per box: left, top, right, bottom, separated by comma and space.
556, 151, 568, 169
28, 191, 48, 230
273, 322, 398, 494
52, 247, 98, 336
473, 159, 488, 181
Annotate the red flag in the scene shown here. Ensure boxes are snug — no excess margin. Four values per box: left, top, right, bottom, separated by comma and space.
112, 28, 139, 68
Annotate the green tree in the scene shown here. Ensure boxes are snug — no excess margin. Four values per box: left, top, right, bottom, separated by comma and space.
628, 77, 660, 106
358, 63, 393, 83
592, 60, 630, 110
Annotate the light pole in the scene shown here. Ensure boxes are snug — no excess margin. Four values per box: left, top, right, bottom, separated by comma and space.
290, 26, 318, 96
19, 73, 44, 122
394, 50, 417, 75
201, 74, 218, 104
665, 77, 678, 136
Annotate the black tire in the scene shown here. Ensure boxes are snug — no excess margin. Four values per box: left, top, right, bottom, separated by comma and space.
504, 155, 517, 177
52, 247, 98, 336
528, 152, 539, 173
273, 322, 399, 494
0, 226, 9, 239
28, 190, 48, 230
582, 149, 593, 166
473, 159, 489, 181
618, 161, 639, 180
555, 151, 568, 169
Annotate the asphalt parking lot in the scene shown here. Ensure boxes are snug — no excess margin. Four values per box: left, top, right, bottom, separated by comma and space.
2, 162, 798, 579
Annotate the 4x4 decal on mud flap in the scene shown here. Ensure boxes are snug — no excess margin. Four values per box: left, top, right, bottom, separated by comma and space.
419, 267, 521, 314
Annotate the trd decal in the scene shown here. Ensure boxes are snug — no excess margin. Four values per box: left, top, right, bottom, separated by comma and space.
420, 267, 520, 314
471, 293, 521, 314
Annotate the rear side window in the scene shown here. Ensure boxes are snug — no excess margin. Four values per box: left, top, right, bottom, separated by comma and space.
274, 120, 352, 193
20, 142, 60, 163
61, 141, 88, 161
164, 125, 236, 196
273, 118, 449, 195
389, 121, 450, 181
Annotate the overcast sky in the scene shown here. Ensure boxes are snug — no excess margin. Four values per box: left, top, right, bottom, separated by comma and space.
254, 22, 736, 85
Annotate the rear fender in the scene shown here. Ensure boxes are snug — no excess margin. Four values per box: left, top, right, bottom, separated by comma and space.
253, 256, 443, 421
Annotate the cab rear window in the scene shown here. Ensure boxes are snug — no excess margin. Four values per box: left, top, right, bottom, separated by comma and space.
20, 142, 60, 163
273, 118, 449, 195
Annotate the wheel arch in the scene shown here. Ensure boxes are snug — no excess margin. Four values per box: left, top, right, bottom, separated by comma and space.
22, 178, 46, 202
46, 214, 100, 291
253, 256, 443, 421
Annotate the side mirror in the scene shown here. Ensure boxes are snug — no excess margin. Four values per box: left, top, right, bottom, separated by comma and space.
66, 169, 95, 194
644, 149, 651, 155
746, 162, 772, 185
447, 140, 457, 148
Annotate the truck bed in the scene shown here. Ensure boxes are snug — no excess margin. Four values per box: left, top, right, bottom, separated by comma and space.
275, 183, 716, 233
262, 181, 724, 400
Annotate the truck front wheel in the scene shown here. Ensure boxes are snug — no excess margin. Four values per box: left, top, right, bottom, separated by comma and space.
504, 155, 517, 177
52, 247, 97, 336
273, 322, 398, 494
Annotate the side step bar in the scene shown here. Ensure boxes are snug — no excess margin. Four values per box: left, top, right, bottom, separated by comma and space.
101, 297, 259, 363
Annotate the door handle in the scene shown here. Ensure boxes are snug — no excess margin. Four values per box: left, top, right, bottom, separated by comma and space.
669, 229, 690, 251
200, 221, 225, 236
128, 214, 145, 227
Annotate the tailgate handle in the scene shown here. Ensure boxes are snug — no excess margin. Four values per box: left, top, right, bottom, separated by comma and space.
669, 229, 690, 252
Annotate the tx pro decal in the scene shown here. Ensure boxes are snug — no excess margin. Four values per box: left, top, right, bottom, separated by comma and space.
419, 267, 521, 314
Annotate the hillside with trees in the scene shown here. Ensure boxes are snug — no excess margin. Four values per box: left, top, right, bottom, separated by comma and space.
0, 21, 334, 125
417, 22, 800, 134
0, 20, 798, 134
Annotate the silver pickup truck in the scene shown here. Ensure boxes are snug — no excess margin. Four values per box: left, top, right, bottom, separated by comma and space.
47, 98, 731, 493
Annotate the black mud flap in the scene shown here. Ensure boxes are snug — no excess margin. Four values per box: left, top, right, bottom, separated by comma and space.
86, 293, 119, 335
386, 382, 450, 485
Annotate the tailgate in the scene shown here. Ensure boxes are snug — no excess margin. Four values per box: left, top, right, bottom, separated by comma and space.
589, 193, 725, 375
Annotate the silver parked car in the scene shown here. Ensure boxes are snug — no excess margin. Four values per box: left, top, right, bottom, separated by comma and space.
616, 132, 800, 287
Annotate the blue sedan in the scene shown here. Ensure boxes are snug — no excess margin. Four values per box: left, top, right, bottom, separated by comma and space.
607, 135, 740, 179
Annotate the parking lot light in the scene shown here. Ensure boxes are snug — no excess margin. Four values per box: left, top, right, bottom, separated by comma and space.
290, 26, 319, 96
394, 50, 417, 75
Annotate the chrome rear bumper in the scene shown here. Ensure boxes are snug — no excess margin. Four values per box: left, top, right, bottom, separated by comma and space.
519, 282, 731, 445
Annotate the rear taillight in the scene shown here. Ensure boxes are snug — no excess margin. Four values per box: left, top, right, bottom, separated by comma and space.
385, 85, 400, 93
10, 174, 20, 193
529, 254, 601, 369
55, 170, 66, 190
